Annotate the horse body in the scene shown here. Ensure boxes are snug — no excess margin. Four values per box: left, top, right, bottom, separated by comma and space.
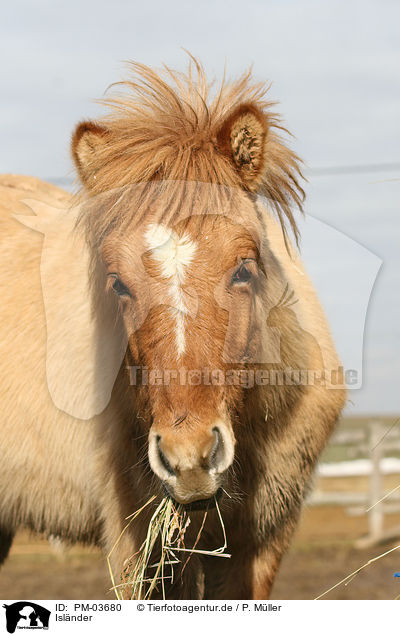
0, 61, 346, 599
0, 177, 100, 544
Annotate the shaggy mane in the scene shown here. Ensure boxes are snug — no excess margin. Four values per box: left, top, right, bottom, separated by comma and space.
75, 57, 305, 246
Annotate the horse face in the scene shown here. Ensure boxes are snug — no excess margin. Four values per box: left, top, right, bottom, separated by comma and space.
72, 67, 305, 506
102, 210, 266, 505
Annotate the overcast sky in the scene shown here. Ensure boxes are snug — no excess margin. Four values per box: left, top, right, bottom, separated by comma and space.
1, 0, 399, 414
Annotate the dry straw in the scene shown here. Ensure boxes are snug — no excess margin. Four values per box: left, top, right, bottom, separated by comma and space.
107, 495, 230, 600
315, 541, 400, 599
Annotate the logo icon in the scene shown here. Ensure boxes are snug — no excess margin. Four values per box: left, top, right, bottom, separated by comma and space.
2, 602, 50, 633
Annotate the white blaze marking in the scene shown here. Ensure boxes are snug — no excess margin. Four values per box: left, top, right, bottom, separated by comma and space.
145, 223, 197, 356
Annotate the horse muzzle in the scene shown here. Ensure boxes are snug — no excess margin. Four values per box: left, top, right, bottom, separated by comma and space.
148, 420, 234, 505
163, 484, 224, 511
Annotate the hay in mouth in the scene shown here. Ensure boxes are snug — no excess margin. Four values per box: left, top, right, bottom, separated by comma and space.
107, 492, 230, 600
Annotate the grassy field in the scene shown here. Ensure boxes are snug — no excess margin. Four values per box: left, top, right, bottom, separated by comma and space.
321, 415, 400, 463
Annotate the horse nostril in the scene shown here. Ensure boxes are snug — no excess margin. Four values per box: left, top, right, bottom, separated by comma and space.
209, 427, 224, 471
156, 435, 175, 476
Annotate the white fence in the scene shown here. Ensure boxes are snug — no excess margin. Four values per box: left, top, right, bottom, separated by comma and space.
309, 419, 400, 546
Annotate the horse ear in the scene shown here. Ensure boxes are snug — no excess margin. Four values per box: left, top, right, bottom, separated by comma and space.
217, 103, 268, 190
71, 121, 109, 187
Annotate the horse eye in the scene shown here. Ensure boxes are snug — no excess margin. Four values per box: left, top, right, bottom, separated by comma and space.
231, 263, 252, 284
110, 275, 131, 297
